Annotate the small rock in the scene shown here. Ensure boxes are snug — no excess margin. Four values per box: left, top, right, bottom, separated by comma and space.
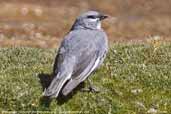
147, 108, 158, 114
135, 101, 146, 109
34, 7, 43, 16
131, 88, 143, 95
21, 6, 29, 15
0, 34, 5, 40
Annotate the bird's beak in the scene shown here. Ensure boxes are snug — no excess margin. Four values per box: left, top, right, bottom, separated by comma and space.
99, 15, 108, 20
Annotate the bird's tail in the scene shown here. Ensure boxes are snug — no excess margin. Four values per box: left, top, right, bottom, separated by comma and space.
43, 72, 71, 98
62, 79, 80, 96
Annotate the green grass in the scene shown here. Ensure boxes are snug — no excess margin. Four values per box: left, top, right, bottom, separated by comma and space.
0, 43, 171, 114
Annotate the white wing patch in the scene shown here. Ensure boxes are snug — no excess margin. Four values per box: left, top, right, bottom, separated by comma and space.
82, 57, 100, 81
90, 57, 100, 73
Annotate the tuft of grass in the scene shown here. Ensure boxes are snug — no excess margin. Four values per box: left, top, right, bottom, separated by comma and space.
0, 43, 171, 114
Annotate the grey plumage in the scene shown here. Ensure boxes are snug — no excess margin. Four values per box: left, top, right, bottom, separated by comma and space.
43, 11, 108, 98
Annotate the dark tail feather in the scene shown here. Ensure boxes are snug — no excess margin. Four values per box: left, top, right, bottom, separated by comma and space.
43, 73, 71, 98
62, 79, 81, 96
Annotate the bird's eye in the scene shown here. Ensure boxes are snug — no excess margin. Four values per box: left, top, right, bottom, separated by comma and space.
87, 15, 96, 19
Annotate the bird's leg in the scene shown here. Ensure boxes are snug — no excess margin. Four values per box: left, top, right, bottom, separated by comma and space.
87, 78, 100, 92
81, 78, 100, 93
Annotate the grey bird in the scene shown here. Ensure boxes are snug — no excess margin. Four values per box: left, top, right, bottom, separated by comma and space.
43, 11, 108, 98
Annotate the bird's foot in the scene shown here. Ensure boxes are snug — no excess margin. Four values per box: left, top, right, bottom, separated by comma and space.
89, 86, 100, 93
81, 86, 100, 93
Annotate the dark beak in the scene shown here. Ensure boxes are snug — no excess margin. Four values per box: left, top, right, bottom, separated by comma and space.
99, 15, 108, 20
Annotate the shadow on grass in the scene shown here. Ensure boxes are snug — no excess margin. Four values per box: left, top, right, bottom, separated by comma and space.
38, 73, 85, 107
56, 82, 85, 105
38, 73, 53, 91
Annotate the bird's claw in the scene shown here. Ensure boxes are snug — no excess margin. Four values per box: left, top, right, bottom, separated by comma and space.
81, 86, 100, 93
89, 86, 100, 93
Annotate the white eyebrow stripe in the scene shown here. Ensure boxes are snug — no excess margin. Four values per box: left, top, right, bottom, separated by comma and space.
88, 18, 99, 22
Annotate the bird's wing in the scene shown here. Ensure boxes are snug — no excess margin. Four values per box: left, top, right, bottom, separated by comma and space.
43, 54, 76, 98
61, 45, 100, 96
62, 56, 100, 96
43, 32, 78, 98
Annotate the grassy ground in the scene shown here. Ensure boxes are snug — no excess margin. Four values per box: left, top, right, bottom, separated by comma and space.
0, 42, 171, 114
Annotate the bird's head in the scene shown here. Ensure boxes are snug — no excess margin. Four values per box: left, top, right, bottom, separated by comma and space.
71, 11, 108, 30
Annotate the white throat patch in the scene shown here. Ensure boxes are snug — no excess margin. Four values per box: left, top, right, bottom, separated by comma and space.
97, 22, 101, 29
87, 18, 101, 29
